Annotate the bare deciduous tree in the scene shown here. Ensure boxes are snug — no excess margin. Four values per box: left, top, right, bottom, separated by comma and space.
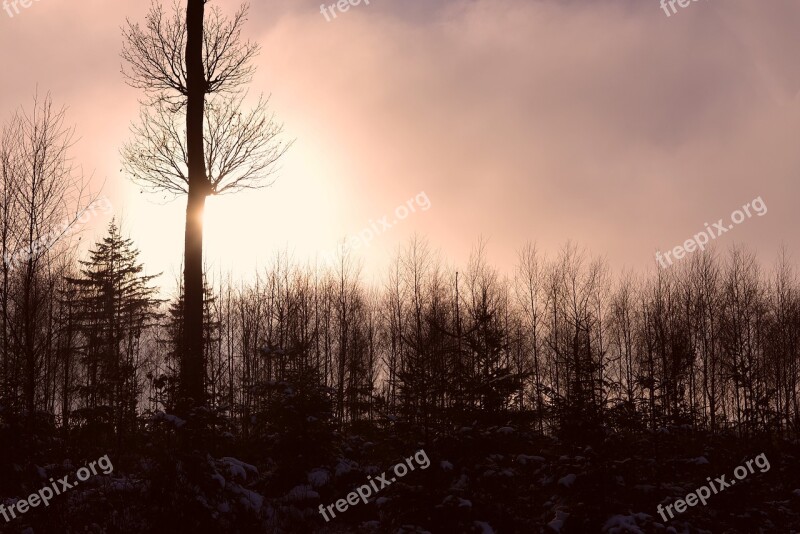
121, 1, 290, 408
0, 93, 92, 417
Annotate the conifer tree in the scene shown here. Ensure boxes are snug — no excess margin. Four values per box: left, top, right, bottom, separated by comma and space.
66, 220, 162, 439
154, 279, 219, 411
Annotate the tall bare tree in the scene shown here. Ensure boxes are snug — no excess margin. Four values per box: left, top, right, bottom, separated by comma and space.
0, 94, 92, 418
121, 1, 290, 408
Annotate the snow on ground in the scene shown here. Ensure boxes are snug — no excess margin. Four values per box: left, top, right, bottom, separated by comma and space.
474, 520, 495, 533
517, 454, 545, 465
211, 472, 226, 488
558, 473, 577, 487
229, 485, 264, 512
151, 411, 186, 428
307, 468, 330, 488
286, 484, 320, 502
548, 511, 570, 532
220, 457, 258, 481
335, 458, 358, 476
602, 513, 650, 533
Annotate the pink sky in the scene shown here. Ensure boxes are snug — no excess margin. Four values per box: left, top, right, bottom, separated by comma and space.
2, 0, 799, 287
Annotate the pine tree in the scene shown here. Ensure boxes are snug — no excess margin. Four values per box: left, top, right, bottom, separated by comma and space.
66, 219, 162, 441
154, 279, 220, 411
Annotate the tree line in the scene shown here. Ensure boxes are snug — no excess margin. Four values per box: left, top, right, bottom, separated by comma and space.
1, 145, 797, 445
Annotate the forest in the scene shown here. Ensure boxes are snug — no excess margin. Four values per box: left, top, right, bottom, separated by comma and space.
2, 0, 799, 533
1, 182, 798, 531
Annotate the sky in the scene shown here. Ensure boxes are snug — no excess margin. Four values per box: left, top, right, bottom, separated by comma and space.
1, 0, 799, 291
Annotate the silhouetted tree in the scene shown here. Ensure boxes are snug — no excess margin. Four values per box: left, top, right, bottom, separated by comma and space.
67, 220, 162, 441
121, 0, 290, 410
0, 94, 92, 420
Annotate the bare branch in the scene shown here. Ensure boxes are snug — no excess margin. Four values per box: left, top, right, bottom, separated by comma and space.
121, 92, 292, 199
121, 1, 260, 104
2, 93, 96, 271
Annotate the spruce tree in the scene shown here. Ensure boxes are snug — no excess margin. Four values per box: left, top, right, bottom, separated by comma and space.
66, 219, 162, 440
154, 280, 219, 411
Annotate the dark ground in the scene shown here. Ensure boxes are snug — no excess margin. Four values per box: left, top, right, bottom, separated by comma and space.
2, 407, 799, 534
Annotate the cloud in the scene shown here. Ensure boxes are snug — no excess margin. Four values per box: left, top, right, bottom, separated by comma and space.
1, 0, 798, 277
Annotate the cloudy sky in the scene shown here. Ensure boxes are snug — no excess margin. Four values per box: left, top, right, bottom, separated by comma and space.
1, 0, 799, 288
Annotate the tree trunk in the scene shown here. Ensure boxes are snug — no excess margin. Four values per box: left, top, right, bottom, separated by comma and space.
181, 0, 208, 409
